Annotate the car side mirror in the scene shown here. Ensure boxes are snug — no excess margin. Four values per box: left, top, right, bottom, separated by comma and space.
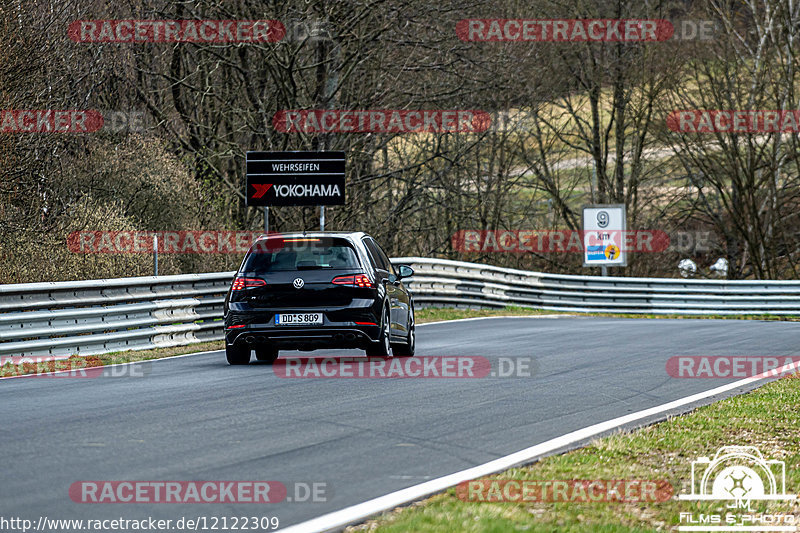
397, 265, 414, 279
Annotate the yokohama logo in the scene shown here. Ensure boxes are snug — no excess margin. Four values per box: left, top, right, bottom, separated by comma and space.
272, 184, 341, 198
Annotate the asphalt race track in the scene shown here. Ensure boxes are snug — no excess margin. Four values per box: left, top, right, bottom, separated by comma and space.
1, 317, 795, 531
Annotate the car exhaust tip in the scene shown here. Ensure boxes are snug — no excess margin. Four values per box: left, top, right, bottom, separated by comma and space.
345, 333, 356, 340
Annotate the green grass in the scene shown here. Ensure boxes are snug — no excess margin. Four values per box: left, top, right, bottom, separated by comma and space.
0, 341, 224, 377
416, 306, 800, 323
346, 375, 800, 532
416, 306, 565, 323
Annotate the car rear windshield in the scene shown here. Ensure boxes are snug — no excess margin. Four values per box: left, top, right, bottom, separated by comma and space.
241, 237, 361, 273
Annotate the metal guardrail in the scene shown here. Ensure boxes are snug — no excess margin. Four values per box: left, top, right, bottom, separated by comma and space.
393, 257, 800, 315
0, 272, 234, 358
2, 257, 800, 359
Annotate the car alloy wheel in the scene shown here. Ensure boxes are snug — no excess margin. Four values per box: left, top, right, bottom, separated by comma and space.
366, 307, 392, 357
392, 307, 415, 357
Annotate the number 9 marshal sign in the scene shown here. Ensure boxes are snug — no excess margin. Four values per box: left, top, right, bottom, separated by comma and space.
582, 204, 627, 267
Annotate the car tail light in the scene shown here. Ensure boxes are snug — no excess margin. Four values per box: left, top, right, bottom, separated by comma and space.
331, 274, 374, 288
231, 277, 266, 291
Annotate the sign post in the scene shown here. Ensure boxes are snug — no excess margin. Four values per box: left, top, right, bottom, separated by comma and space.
153, 234, 158, 276
246, 151, 345, 231
582, 204, 627, 274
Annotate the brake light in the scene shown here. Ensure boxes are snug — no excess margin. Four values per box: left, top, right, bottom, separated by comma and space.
231, 277, 266, 291
331, 274, 374, 288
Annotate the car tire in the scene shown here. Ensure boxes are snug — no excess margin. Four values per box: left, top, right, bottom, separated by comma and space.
226, 343, 251, 365
392, 307, 415, 357
255, 345, 279, 364
365, 307, 392, 357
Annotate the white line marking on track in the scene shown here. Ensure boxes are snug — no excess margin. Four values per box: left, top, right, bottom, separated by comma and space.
277, 359, 800, 533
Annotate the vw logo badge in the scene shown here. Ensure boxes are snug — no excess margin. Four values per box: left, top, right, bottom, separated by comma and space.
293, 278, 304, 289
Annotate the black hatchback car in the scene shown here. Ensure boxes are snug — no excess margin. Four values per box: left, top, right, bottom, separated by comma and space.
223, 232, 415, 364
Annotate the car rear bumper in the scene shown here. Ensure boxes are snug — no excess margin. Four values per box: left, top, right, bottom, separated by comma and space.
226, 325, 379, 350
224, 302, 383, 350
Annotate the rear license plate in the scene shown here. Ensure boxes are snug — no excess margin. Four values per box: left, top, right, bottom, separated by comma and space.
275, 313, 323, 326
